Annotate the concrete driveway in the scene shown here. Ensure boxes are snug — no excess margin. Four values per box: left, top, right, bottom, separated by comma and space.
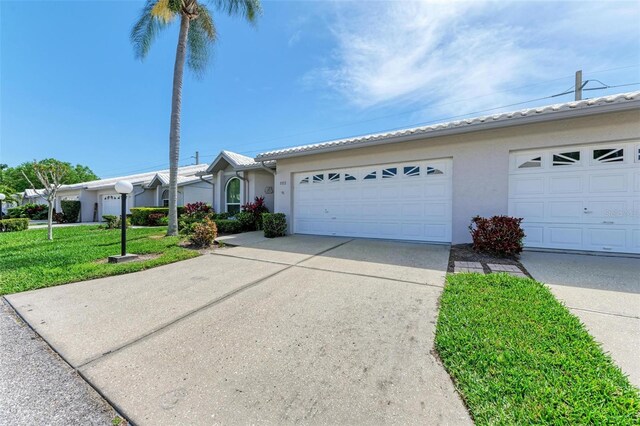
521, 251, 640, 388
5, 235, 471, 425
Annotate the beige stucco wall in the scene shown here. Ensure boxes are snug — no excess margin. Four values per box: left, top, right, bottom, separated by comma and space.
247, 169, 275, 213
273, 110, 640, 244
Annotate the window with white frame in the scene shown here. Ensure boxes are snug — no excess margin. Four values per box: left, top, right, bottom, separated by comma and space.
161, 189, 169, 207
225, 177, 241, 214
593, 148, 624, 164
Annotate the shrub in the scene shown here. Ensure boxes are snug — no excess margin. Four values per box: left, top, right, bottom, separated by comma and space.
469, 215, 525, 257
101, 215, 130, 229
235, 211, 256, 232
53, 211, 65, 224
7, 204, 48, 220
262, 213, 287, 238
25, 204, 49, 220
147, 213, 166, 226
215, 212, 231, 220
7, 206, 26, 218
241, 196, 269, 230
158, 216, 169, 226
130, 207, 184, 226
214, 219, 243, 234
0, 218, 29, 232
189, 217, 218, 248
61, 200, 81, 223
183, 202, 212, 218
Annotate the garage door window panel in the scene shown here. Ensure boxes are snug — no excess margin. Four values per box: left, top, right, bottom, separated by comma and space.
404, 166, 420, 177
426, 166, 444, 175
344, 173, 357, 182
312, 174, 324, 183
382, 168, 397, 179
593, 148, 624, 164
364, 171, 377, 180
518, 156, 543, 169
552, 151, 581, 166
299, 177, 309, 184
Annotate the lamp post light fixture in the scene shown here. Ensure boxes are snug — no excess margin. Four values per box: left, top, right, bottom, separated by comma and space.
0, 193, 5, 220
108, 181, 138, 264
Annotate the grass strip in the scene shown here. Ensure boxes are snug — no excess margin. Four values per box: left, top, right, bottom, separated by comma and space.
435, 273, 640, 425
0, 226, 199, 295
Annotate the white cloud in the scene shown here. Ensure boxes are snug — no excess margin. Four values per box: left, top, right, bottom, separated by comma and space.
304, 0, 640, 116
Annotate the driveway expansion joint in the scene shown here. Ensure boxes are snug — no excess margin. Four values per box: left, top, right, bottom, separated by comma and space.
568, 306, 640, 320
78, 238, 356, 370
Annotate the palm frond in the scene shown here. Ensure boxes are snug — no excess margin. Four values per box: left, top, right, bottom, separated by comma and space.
187, 6, 217, 76
130, 0, 170, 59
210, 0, 262, 23
151, 0, 176, 24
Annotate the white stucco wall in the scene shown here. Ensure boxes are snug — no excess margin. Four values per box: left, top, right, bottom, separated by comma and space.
273, 110, 640, 244
182, 180, 214, 205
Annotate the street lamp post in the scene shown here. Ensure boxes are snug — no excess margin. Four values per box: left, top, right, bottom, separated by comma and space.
0, 193, 5, 220
108, 181, 138, 264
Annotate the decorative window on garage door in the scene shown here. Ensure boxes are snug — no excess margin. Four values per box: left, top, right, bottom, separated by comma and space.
382, 167, 397, 179
299, 176, 309, 184
364, 171, 377, 180
344, 173, 357, 181
328, 173, 340, 182
593, 148, 624, 164
517, 156, 542, 168
426, 166, 444, 175
403, 166, 420, 177
552, 151, 580, 166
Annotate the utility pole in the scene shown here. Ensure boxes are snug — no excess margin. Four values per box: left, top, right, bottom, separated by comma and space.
195, 151, 200, 165
575, 70, 583, 101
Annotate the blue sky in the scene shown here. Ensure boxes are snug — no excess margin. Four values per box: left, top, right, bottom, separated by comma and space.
1, 0, 639, 178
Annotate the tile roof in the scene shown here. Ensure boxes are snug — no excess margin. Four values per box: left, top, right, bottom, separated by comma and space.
255, 91, 640, 160
57, 164, 208, 192
205, 150, 276, 173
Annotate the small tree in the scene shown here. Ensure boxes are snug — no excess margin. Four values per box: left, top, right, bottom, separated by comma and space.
22, 161, 67, 240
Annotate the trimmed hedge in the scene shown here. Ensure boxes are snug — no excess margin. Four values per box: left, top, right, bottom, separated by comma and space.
0, 218, 29, 232
214, 219, 243, 234
7, 203, 48, 220
61, 200, 81, 223
262, 213, 287, 238
130, 207, 185, 226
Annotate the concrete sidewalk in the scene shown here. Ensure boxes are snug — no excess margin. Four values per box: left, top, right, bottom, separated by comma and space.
5, 236, 470, 425
521, 251, 640, 387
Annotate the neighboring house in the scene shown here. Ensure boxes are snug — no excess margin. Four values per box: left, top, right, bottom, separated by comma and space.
244, 92, 638, 255
36, 164, 212, 222
21, 188, 47, 206
198, 150, 276, 214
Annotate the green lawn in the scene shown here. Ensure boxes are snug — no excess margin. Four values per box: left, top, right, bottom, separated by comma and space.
435, 273, 640, 425
0, 226, 199, 295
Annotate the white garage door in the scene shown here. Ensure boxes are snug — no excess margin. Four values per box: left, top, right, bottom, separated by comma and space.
293, 159, 452, 242
102, 194, 122, 218
509, 142, 640, 254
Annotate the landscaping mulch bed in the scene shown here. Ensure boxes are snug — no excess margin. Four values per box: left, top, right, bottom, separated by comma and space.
448, 244, 531, 277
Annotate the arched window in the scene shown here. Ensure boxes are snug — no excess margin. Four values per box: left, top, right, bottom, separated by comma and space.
161, 189, 169, 207
225, 177, 241, 214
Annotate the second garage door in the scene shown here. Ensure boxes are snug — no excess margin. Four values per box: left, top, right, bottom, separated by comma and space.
293, 159, 452, 242
509, 142, 640, 254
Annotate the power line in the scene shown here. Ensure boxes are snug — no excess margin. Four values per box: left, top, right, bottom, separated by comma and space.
237, 81, 640, 156
94, 68, 640, 176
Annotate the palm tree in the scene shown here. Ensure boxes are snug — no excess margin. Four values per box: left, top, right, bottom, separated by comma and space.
131, 0, 261, 236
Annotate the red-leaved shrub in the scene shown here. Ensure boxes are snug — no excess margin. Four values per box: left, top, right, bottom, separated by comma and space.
147, 212, 166, 226
183, 202, 212, 217
189, 217, 218, 248
469, 215, 525, 257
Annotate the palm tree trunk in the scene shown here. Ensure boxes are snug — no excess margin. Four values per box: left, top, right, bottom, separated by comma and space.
167, 14, 190, 236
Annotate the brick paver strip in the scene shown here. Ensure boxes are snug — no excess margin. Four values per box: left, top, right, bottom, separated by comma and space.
454, 261, 483, 269
487, 264, 522, 273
